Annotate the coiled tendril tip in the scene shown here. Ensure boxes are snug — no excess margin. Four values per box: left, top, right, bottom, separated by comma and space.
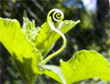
47, 8, 64, 22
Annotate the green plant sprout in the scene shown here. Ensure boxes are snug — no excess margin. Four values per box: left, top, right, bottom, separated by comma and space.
0, 8, 110, 84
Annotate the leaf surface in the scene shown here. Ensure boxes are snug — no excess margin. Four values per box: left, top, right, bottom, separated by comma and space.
0, 18, 43, 84
32, 20, 80, 57
44, 65, 66, 84
61, 50, 110, 84
44, 50, 110, 84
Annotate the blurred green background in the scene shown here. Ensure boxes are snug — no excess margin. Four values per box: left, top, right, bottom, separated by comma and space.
0, 0, 110, 84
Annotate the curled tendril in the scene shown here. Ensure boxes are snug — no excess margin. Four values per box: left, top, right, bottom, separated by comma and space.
50, 9, 64, 22
41, 9, 66, 65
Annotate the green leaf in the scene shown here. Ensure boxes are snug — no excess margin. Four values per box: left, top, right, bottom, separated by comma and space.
44, 65, 66, 84
33, 20, 80, 57
44, 50, 110, 84
61, 50, 110, 84
21, 17, 80, 57
22, 17, 39, 42
0, 18, 43, 84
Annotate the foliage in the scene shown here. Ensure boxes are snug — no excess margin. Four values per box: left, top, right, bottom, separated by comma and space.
0, 8, 110, 84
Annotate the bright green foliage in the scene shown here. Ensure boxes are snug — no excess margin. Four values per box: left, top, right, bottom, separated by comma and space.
0, 18, 43, 84
0, 17, 80, 84
44, 65, 65, 83
22, 17, 39, 42
0, 15, 110, 84
44, 50, 110, 84
60, 50, 110, 84
40, 20, 80, 57
22, 17, 80, 57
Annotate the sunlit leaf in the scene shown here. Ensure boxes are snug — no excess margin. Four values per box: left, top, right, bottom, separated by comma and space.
34, 20, 80, 57
0, 18, 43, 84
44, 65, 66, 84
44, 50, 110, 84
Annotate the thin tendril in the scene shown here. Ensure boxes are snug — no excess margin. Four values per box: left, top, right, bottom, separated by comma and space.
41, 9, 66, 65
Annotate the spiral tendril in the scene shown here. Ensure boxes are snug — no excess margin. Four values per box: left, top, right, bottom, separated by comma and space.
48, 9, 64, 22
41, 9, 66, 65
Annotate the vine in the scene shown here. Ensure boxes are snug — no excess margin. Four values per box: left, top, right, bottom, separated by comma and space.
41, 9, 67, 65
